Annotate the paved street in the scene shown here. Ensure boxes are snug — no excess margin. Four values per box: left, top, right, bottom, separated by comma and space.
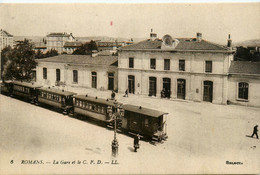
0, 91, 260, 174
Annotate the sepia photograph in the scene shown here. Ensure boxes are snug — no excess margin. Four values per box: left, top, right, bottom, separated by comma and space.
0, 1, 260, 174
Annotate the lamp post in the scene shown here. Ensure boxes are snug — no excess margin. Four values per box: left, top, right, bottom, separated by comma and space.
107, 100, 124, 157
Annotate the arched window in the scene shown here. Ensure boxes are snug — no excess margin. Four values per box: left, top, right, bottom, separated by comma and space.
238, 82, 248, 100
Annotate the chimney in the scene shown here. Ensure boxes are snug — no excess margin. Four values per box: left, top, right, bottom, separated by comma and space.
150, 28, 157, 41
227, 34, 232, 48
196, 33, 202, 42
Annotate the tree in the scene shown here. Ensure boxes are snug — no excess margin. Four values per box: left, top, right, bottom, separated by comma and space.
72, 40, 98, 55
44, 49, 58, 58
1, 39, 36, 81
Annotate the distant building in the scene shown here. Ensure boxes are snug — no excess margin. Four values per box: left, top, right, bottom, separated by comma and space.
63, 41, 83, 54
46, 32, 75, 54
34, 41, 47, 54
36, 54, 118, 91
228, 61, 260, 107
0, 29, 13, 50
97, 41, 133, 55
118, 32, 235, 105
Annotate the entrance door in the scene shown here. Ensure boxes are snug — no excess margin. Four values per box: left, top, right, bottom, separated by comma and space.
163, 78, 171, 98
128, 75, 135, 94
149, 77, 157, 96
177, 79, 186, 99
108, 73, 114, 90
203, 81, 213, 102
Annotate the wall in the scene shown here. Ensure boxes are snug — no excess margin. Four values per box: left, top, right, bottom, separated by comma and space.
228, 75, 260, 107
36, 61, 118, 91
118, 50, 232, 104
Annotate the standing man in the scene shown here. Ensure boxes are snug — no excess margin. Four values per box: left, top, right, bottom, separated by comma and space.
251, 125, 258, 139
111, 90, 115, 100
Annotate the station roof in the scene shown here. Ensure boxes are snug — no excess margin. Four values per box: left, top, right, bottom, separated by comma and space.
123, 104, 167, 118
39, 87, 76, 96
119, 38, 229, 51
229, 61, 260, 75
12, 81, 42, 88
74, 95, 120, 106
36, 55, 118, 67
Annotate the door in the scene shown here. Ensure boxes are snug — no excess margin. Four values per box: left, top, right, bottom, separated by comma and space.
163, 78, 171, 98
128, 75, 135, 94
149, 77, 157, 96
203, 81, 213, 102
108, 73, 114, 90
177, 79, 186, 99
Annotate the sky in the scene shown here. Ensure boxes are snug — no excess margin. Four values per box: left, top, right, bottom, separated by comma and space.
0, 3, 259, 44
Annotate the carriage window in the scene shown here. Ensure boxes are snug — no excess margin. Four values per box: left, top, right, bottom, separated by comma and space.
145, 119, 149, 127
89, 103, 92, 109
101, 107, 104, 114
92, 105, 95, 111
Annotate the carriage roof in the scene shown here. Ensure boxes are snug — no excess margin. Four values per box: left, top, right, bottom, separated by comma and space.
12, 81, 42, 88
38, 87, 76, 96
74, 95, 119, 106
123, 104, 168, 118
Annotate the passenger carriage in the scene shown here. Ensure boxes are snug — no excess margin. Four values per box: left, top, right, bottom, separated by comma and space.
73, 95, 120, 123
121, 105, 168, 142
38, 87, 76, 114
10, 81, 42, 103
0, 80, 13, 95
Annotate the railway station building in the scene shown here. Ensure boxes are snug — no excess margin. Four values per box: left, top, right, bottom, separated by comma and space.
117, 32, 235, 105
36, 54, 118, 91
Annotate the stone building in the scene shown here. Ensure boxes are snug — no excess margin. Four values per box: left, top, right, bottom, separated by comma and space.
0, 29, 13, 50
36, 54, 118, 91
228, 61, 260, 107
117, 32, 235, 104
46, 32, 75, 54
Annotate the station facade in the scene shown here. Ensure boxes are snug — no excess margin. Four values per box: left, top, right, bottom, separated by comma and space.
118, 33, 235, 105
36, 54, 118, 91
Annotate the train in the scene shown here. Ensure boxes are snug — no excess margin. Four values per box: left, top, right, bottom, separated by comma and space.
1, 80, 168, 142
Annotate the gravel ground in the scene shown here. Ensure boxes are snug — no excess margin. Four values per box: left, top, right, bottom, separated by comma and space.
0, 90, 259, 174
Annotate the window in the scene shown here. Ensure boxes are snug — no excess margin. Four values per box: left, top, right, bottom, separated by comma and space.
164, 59, 170, 70
205, 61, 212, 73
150, 58, 156, 69
92, 72, 97, 88
238, 82, 248, 100
56, 69, 60, 82
43, 68, 47, 79
129, 57, 134, 68
179, 60, 185, 71
73, 70, 78, 83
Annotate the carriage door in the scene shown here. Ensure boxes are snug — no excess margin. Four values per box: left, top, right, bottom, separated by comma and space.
149, 77, 157, 96
108, 73, 114, 91
203, 81, 213, 102
128, 75, 135, 94
177, 79, 186, 99
163, 78, 171, 98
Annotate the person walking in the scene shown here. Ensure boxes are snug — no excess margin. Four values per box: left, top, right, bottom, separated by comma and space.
123, 89, 129, 97
111, 90, 115, 100
251, 125, 259, 139
133, 134, 140, 152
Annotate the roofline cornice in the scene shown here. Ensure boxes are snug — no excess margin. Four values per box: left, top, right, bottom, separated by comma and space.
119, 49, 235, 53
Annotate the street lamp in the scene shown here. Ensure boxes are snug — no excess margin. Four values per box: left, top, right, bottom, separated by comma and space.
107, 100, 124, 157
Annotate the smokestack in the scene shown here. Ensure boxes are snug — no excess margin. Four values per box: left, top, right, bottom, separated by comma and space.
227, 34, 232, 48
196, 33, 202, 42
150, 28, 157, 41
